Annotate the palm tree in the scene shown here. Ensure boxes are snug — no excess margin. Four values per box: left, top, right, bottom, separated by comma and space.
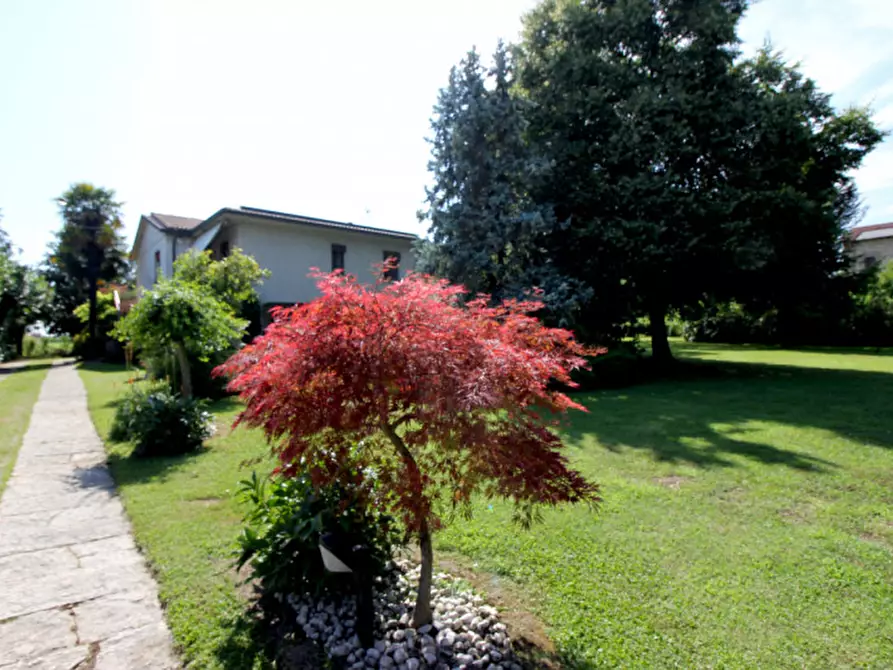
54, 183, 126, 352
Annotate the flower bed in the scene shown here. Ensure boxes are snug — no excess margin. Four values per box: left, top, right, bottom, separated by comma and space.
287, 560, 522, 669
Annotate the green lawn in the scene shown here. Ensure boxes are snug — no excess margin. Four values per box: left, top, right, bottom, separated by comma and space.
0, 362, 51, 494
440, 344, 893, 668
80, 345, 893, 669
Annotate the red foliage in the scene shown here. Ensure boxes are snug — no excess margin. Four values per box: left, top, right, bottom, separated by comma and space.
215, 269, 602, 533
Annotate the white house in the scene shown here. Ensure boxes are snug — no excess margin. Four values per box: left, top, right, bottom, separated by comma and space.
132, 206, 418, 317
846, 222, 893, 271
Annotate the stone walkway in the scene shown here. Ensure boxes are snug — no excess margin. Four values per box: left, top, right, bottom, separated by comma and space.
0, 362, 178, 669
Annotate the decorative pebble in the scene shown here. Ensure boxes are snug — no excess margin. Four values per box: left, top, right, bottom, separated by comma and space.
285, 559, 518, 669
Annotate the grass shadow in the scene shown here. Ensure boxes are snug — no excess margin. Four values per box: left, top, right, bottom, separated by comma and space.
106, 448, 206, 487
671, 340, 893, 359
566, 357, 893, 470
78, 361, 134, 375
211, 606, 276, 670
0, 360, 68, 376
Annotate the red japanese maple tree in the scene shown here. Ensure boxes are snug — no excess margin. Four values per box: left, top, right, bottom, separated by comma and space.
215, 268, 602, 626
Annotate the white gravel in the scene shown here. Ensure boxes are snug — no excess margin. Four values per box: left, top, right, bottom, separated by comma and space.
286, 560, 523, 670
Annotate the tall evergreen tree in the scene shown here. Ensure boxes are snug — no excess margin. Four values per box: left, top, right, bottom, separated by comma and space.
419, 43, 591, 324
43, 183, 129, 339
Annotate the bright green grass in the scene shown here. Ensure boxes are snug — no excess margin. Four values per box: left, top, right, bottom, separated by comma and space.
78, 363, 275, 669
80, 346, 893, 669
0, 362, 50, 493
439, 343, 893, 668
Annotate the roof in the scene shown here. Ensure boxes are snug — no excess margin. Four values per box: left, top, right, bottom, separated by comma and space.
848, 222, 893, 241
135, 207, 418, 258
146, 213, 203, 231
220, 206, 418, 241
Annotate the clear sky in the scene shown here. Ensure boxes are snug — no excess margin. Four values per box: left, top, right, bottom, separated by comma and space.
1, 0, 891, 265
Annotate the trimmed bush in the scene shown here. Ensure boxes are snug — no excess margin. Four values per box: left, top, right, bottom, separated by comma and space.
109, 379, 214, 457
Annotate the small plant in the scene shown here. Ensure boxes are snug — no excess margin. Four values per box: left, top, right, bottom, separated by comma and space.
237, 471, 399, 602
109, 379, 214, 457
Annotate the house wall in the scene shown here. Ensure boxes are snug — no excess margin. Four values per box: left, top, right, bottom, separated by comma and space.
136, 222, 176, 291
234, 220, 416, 307
206, 225, 239, 260
852, 236, 893, 270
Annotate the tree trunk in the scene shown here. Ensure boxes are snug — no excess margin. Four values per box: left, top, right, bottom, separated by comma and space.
173, 342, 192, 398
12, 324, 25, 359
88, 274, 98, 344
414, 518, 434, 628
649, 303, 674, 365
381, 420, 435, 627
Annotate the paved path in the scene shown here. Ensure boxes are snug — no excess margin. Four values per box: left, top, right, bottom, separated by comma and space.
0, 362, 178, 669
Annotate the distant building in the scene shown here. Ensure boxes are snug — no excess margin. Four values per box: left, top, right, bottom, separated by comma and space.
131, 207, 417, 323
846, 222, 893, 270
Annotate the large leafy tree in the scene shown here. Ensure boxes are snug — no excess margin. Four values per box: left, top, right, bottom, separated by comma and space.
216, 269, 601, 626
518, 0, 758, 361
0, 213, 18, 330
724, 49, 885, 340
513, 0, 883, 359
172, 247, 270, 312
0, 213, 51, 358
419, 43, 591, 325
43, 183, 129, 339
115, 278, 247, 398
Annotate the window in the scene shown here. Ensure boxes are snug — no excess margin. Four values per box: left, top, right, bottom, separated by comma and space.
382, 251, 401, 281
331, 244, 346, 271
153, 250, 161, 284
864, 255, 878, 269
219, 241, 230, 258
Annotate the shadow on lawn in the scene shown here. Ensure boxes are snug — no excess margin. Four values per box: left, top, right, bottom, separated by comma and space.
567, 358, 893, 470
0, 359, 70, 376
105, 449, 205, 486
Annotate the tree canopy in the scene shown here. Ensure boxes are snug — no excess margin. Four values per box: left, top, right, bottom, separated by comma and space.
0, 213, 52, 359
115, 278, 247, 398
419, 43, 590, 324
216, 268, 601, 626
172, 247, 270, 312
42, 183, 129, 337
419, 0, 884, 359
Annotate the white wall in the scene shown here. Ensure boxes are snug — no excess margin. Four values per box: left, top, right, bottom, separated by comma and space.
852, 236, 893, 270
234, 220, 416, 306
136, 221, 176, 291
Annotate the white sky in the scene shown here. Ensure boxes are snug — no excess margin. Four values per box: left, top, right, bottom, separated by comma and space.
1, 0, 891, 265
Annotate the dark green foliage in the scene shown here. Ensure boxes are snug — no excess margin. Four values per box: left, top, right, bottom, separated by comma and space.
419, 43, 591, 325
685, 265, 893, 347
421, 0, 884, 358
42, 183, 130, 337
237, 471, 399, 601
0, 214, 52, 360
571, 342, 650, 389
109, 379, 214, 457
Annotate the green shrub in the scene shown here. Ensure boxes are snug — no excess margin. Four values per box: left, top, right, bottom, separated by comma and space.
237, 471, 399, 602
109, 379, 214, 457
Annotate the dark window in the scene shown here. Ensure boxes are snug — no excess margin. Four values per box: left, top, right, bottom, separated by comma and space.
332, 244, 346, 271
220, 241, 230, 258
864, 255, 878, 269
382, 251, 401, 281
153, 250, 162, 283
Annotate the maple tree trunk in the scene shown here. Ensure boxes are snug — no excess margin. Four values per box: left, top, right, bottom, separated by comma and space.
415, 518, 434, 627
173, 342, 193, 398
382, 420, 434, 627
